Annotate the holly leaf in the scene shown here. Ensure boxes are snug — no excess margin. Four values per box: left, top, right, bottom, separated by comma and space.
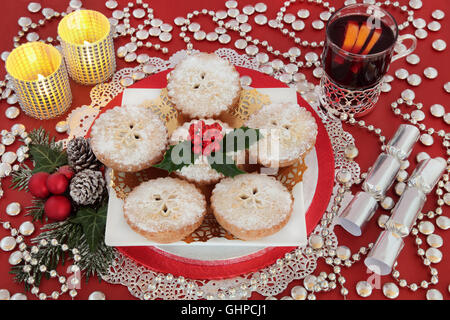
71, 205, 107, 252
153, 141, 197, 173
29, 144, 68, 174
221, 127, 263, 153
208, 154, 245, 178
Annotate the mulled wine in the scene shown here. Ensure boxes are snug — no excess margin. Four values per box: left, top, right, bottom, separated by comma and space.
322, 14, 396, 89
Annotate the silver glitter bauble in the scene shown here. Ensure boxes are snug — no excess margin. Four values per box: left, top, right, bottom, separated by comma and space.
254, 3, 267, 13
436, 216, 449, 230
383, 282, 399, 299
254, 14, 267, 25
69, 0, 82, 9
412, 18, 426, 29
312, 20, 325, 30
395, 68, 409, 79
425, 248, 442, 263
426, 234, 443, 248
408, 0, 422, 9
292, 20, 305, 31
407, 74, 421, 86
2, 152, 17, 165
427, 21, 441, 32
55, 121, 68, 133
444, 82, 450, 93
419, 133, 434, 146
336, 246, 351, 260
356, 281, 373, 298
381, 197, 395, 210
432, 10, 445, 20
88, 291, 106, 300
6, 202, 21, 216
0, 289, 10, 300
403, 88, 417, 102
132, 8, 146, 19
426, 289, 443, 300
291, 286, 307, 300
297, 9, 310, 19
415, 28, 428, 39
432, 39, 446, 51
418, 221, 435, 235
218, 34, 231, 44
423, 67, 438, 79
19, 221, 35, 236
8, 251, 22, 265
18, 17, 32, 28
430, 104, 445, 117
0, 236, 16, 251
411, 110, 425, 121
105, 0, 118, 9
27, 2, 42, 13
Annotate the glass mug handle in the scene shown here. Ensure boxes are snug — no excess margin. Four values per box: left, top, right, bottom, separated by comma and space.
391, 34, 417, 62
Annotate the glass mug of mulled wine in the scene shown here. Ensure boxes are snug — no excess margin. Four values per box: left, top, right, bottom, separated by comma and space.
320, 4, 417, 116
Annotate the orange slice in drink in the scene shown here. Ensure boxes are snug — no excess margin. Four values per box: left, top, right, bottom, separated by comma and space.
342, 21, 360, 52
361, 28, 382, 55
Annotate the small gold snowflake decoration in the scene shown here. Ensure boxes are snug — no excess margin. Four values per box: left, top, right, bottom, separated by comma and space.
141, 88, 181, 134
223, 89, 271, 127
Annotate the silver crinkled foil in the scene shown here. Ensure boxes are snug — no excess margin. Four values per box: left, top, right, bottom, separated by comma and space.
385, 124, 420, 160
386, 186, 426, 237
365, 230, 404, 276
337, 191, 379, 236
363, 153, 401, 200
408, 157, 447, 194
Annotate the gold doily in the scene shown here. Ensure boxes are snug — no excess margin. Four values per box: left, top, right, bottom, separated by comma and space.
110, 88, 309, 243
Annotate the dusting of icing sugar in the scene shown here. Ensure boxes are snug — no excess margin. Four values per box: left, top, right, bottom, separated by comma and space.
91, 105, 168, 168
212, 173, 292, 231
245, 103, 317, 165
167, 53, 241, 118
124, 177, 206, 233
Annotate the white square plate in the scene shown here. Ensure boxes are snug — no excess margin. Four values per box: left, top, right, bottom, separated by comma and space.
105, 87, 317, 247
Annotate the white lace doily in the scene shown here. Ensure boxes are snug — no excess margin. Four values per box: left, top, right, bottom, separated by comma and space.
65, 49, 360, 300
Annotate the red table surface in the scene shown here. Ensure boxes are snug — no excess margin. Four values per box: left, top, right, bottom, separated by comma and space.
0, 0, 448, 300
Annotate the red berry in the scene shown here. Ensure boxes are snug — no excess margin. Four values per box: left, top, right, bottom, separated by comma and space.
44, 196, 72, 221
28, 172, 50, 199
57, 165, 75, 180
46, 173, 69, 195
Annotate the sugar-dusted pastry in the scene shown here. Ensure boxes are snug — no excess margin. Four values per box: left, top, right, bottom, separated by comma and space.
167, 53, 241, 119
90, 105, 168, 172
211, 173, 293, 240
245, 102, 318, 168
170, 119, 233, 186
123, 177, 207, 243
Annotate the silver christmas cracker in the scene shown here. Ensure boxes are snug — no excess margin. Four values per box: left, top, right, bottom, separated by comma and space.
386, 157, 447, 236
365, 230, 404, 276
385, 186, 426, 237
367, 157, 446, 275
337, 125, 419, 236
408, 157, 447, 194
363, 153, 401, 200
337, 192, 379, 236
385, 124, 420, 160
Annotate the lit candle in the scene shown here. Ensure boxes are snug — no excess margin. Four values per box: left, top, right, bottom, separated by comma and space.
5, 42, 72, 119
58, 9, 116, 85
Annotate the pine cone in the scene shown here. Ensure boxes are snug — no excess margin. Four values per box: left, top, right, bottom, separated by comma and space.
69, 169, 106, 206
67, 137, 100, 172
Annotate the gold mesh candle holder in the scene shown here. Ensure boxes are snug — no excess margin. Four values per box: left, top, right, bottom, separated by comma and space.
58, 9, 116, 85
5, 42, 72, 120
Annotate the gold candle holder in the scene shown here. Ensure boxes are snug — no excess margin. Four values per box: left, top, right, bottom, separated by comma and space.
5, 42, 72, 120
58, 9, 116, 85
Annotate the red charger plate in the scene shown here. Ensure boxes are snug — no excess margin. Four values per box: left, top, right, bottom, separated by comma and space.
88, 67, 334, 280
